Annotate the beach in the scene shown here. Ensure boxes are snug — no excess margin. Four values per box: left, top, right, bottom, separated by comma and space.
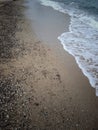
0, 0, 98, 130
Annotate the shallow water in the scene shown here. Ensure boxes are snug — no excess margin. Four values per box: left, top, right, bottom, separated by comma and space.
39, 0, 98, 96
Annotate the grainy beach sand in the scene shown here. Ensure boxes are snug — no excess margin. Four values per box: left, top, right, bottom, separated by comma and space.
0, 0, 98, 130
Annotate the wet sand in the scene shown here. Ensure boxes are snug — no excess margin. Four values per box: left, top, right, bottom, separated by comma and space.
0, 0, 98, 130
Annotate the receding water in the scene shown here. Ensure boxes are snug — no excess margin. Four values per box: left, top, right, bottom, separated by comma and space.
39, 0, 98, 96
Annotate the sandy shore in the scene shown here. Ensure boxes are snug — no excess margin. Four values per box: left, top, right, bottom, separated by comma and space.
0, 0, 98, 130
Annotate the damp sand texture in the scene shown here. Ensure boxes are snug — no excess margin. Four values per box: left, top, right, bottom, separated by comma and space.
0, 0, 98, 130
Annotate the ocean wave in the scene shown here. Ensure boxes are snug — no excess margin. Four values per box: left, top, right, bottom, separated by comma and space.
39, 0, 98, 96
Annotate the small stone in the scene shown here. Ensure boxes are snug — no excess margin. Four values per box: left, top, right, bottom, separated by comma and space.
76, 124, 79, 127
6, 114, 9, 119
34, 102, 39, 106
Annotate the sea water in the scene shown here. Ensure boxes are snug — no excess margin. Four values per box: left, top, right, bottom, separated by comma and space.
39, 0, 98, 96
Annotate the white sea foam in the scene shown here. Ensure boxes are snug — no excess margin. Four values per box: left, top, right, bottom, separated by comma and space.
39, 0, 98, 96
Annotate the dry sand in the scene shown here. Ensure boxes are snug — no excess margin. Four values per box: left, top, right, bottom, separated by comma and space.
0, 0, 98, 130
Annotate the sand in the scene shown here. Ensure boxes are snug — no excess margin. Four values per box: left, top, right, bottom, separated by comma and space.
0, 0, 98, 130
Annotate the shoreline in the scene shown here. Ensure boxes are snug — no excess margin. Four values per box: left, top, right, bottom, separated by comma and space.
0, 0, 98, 129
37, 0, 97, 96
26, 0, 95, 93
26, 0, 98, 128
